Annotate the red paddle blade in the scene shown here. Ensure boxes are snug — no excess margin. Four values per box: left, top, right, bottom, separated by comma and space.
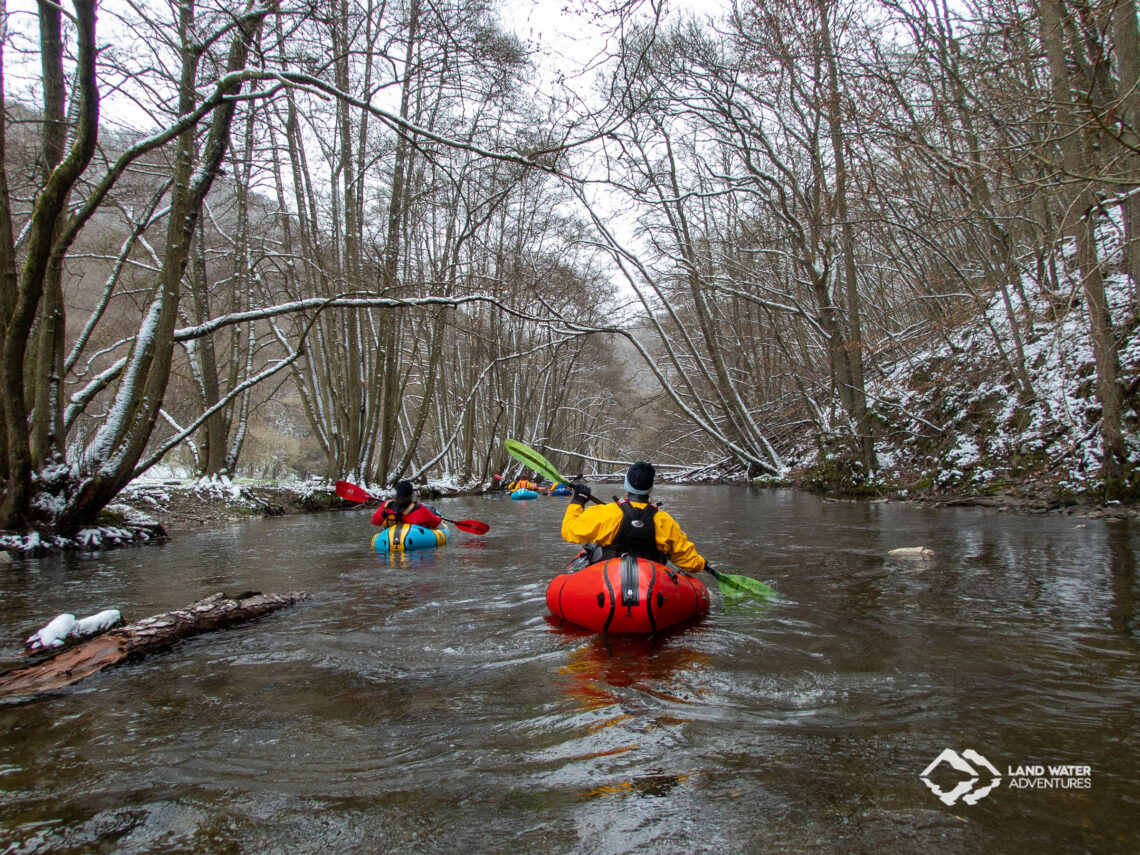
335, 480, 374, 503
451, 519, 490, 535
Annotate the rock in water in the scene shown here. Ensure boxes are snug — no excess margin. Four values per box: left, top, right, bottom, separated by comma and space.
887, 546, 935, 561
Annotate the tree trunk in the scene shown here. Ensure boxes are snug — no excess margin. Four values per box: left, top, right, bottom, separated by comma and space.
29, 0, 69, 465
819, 0, 876, 472
0, 0, 98, 529
391, 308, 445, 481
0, 0, 12, 480
1041, 0, 1128, 491
375, 0, 421, 484
1109, 0, 1140, 315
334, 0, 365, 477
189, 222, 229, 476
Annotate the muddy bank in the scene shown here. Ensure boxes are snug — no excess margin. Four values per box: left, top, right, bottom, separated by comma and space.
759, 462, 1140, 521
907, 491, 1140, 519
807, 490, 1140, 520
115, 480, 354, 533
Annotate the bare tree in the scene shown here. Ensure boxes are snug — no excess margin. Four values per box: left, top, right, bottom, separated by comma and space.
1040, 0, 1128, 491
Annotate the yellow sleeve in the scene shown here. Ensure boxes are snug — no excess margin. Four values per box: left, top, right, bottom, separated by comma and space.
561, 502, 622, 545
654, 510, 707, 574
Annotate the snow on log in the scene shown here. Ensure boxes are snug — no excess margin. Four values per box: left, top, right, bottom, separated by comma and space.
0, 590, 310, 701
25, 613, 78, 651
25, 609, 123, 651
73, 609, 122, 637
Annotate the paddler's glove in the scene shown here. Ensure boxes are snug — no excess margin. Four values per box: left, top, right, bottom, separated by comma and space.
570, 481, 592, 505
703, 562, 714, 575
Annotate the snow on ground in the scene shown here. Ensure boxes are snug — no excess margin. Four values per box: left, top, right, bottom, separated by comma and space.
787, 213, 1139, 498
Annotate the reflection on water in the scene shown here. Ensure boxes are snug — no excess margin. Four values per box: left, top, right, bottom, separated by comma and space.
1107, 521, 1138, 638
0, 489, 1138, 853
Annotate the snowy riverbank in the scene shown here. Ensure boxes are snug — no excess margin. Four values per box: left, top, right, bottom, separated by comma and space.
0, 472, 490, 558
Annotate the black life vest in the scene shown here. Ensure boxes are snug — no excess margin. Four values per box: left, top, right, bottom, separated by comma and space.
382, 499, 417, 526
601, 500, 666, 563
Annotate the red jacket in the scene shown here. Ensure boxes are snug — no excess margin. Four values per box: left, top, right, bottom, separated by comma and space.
372, 500, 442, 529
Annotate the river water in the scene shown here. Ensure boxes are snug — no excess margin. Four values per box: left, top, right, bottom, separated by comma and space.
0, 486, 1137, 853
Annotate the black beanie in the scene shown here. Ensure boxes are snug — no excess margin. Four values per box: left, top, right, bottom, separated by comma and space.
625, 461, 654, 495
395, 480, 414, 499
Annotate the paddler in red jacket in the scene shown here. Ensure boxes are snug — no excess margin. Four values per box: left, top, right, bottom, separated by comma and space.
560, 461, 711, 575
372, 480, 442, 529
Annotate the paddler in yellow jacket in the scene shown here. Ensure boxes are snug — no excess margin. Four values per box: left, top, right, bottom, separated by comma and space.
560, 461, 712, 575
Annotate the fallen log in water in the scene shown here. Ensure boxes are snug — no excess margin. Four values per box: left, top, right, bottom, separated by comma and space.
0, 590, 310, 701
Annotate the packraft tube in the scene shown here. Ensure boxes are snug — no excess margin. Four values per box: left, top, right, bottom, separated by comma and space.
511, 489, 539, 500
549, 485, 573, 496
372, 522, 449, 552
546, 555, 710, 634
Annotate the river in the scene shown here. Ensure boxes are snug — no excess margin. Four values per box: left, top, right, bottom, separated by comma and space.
0, 486, 1137, 853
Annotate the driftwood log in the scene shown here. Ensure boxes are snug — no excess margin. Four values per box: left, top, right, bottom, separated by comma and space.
0, 590, 310, 701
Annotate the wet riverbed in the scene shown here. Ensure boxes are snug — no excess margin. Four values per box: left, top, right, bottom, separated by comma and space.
1, 486, 1138, 853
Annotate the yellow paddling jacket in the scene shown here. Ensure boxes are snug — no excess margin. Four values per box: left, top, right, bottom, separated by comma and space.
561, 499, 707, 574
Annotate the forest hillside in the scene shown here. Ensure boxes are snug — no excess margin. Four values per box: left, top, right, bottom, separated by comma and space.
772, 216, 1140, 507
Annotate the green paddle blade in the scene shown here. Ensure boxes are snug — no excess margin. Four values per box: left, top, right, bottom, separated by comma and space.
707, 567, 778, 600
504, 439, 569, 486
